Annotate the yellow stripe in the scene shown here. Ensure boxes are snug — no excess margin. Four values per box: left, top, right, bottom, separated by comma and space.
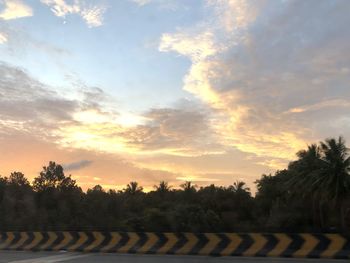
293, 234, 319, 258
40, 232, 58, 250
267, 233, 292, 257
199, 233, 220, 255
242, 233, 268, 256
156, 233, 178, 254
117, 233, 140, 253
84, 232, 105, 252
220, 233, 242, 256
53, 232, 73, 251
321, 234, 346, 258
0, 232, 15, 249
175, 233, 198, 255
100, 232, 122, 252
10, 232, 29, 249
24, 232, 43, 250
137, 233, 158, 254
68, 232, 89, 251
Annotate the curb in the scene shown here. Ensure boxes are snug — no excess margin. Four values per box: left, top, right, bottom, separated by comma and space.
0, 232, 348, 259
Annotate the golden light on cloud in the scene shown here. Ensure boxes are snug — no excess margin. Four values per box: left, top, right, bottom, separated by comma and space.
0, 32, 7, 44
116, 112, 147, 127
287, 99, 350, 114
56, 123, 130, 154
0, 0, 33, 20
40, 0, 106, 28
157, 0, 311, 166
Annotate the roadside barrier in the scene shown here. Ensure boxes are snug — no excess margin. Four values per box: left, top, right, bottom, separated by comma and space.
0, 232, 348, 259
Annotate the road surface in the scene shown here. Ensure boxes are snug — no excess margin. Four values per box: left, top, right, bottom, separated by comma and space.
0, 251, 347, 263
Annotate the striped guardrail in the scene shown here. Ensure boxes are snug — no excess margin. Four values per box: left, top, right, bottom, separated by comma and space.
0, 232, 349, 259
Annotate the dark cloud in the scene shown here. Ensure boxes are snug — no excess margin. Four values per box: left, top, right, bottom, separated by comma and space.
63, 160, 93, 171
119, 107, 222, 155
0, 63, 78, 122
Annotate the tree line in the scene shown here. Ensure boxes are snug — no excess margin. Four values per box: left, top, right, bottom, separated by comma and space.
0, 137, 349, 232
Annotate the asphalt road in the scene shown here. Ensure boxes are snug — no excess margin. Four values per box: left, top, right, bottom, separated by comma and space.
0, 251, 348, 263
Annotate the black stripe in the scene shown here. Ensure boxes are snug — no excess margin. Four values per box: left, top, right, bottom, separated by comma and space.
256, 234, 278, 257
232, 234, 253, 256
48, 231, 64, 251
147, 232, 167, 254
210, 233, 229, 256
89, 231, 110, 252
0, 232, 14, 249
74, 231, 94, 252
128, 232, 147, 253
34, 232, 50, 251
0, 232, 6, 243
167, 233, 187, 254
62, 231, 79, 251
283, 233, 303, 257
308, 234, 328, 258
334, 234, 350, 259
189, 233, 206, 255
19, 232, 35, 250
113, 232, 129, 252
8, 232, 21, 250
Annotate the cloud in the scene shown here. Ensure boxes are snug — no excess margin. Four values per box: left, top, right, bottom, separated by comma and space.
63, 160, 93, 171
80, 5, 106, 27
130, 0, 183, 11
0, 32, 7, 43
288, 99, 350, 113
0, 62, 222, 160
57, 105, 223, 157
41, 0, 106, 27
159, 0, 350, 166
131, 0, 151, 6
0, 63, 78, 125
118, 107, 223, 156
0, 0, 33, 20
159, 31, 217, 62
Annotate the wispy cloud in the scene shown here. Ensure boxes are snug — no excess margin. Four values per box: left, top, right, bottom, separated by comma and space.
131, 0, 151, 6
63, 160, 93, 171
40, 0, 106, 27
0, 32, 7, 43
0, 0, 33, 20
130, 0, 183, 11
288, 99, 350, 113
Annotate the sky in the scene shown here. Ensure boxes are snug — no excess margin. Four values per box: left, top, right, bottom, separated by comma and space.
0, 0, 350, 191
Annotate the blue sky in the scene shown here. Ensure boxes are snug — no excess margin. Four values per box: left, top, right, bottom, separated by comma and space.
1, 0, 208, 111
1, 0, 350, 191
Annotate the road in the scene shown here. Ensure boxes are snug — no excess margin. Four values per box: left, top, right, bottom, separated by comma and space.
0, 251, 348, 263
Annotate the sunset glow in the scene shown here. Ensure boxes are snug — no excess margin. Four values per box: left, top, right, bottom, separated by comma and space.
1, 0, 350, 191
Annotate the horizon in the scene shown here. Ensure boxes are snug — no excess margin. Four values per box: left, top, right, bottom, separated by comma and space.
1, 0, 350, 192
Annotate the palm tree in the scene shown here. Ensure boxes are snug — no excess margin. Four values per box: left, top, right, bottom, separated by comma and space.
124, 181, 143, 195
154, 181, 171, 193
318, 137, 350, 229
287, 144, 326, 227
180, 181, 197, 193
288, 137, 350, 229
229, 180, 250, 193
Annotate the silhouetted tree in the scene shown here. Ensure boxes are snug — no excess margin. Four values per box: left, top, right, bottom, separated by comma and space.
0, 138, 349, 232
124, 181, 143, 195
154, 181, 171, 193
33, 161, 77, 192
